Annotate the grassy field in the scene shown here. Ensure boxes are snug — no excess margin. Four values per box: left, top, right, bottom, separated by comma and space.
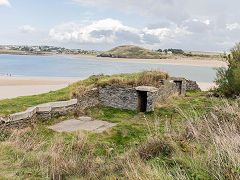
1, 90, 239, 179
98, 45, 223, 60
0, 71, 239, 179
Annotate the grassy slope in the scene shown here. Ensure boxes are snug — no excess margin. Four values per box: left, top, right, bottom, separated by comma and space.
99, 45, 163, 59
0, 71, 168, 116
99, 45, 223, 60
0, 91, 232, 179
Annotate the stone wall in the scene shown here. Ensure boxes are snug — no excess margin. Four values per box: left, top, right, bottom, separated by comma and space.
154, 80, 179, 104
0, 99, 77, 130
99, 80, 182, 112
99, 86, 138, 111
77, 88, 99, 110
169, 77, 187, 95
186, 80, 201, 91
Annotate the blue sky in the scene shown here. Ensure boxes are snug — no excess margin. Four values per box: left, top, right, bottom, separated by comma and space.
1, 0, 240, 51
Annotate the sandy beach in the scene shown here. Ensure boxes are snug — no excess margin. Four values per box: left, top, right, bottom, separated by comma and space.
60, 54, 228, 68
0, 76, 81, 100
0, 75, 215, 100
96, 57, 227, 68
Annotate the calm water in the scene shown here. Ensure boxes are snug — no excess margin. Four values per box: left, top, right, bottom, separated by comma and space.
0, 54, 217, 82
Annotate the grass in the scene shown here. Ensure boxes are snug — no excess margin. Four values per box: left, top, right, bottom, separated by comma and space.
99, 45, 164, 59
0, 70, 238, 179
98, 45, 223, 60
1, 90, 236, 179
0, 70, 168, 116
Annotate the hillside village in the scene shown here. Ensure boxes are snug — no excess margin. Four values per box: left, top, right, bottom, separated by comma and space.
0, 45, 99, 55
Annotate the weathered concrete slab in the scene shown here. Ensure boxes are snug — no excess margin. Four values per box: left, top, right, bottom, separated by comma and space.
135, 86, 158, 92
48, 116, 117, 133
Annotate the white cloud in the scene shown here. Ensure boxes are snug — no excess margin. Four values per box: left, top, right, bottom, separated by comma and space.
49, 18, 193, 50
49, 19, 141, 44
226, 23, 240, 31
49, 1, 240, 51
72, 0, 238, 25
0, 0, 11, 7
19, 25, 36, 33
48, 17, 240, 51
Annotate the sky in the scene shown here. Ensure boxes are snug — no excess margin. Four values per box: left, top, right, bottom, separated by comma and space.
0, 0, 240, 51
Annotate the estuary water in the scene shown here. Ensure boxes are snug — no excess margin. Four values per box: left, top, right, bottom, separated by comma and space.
0, 54, 217, 82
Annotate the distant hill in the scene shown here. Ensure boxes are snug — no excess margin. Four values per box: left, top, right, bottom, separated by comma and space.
98, 45, 163, 59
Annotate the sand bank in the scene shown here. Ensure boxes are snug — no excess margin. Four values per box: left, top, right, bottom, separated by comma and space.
95, 57, 227, 68
0, 76, 81, 100
197, 82, 216, 91
61, 54, 227, 68
0, 75, 214, 100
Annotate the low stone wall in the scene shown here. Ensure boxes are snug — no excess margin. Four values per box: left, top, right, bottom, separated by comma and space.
186, 80, 201, 91
155, 80, 179, 103
169, 77, 187, 95
99, 86, 138, 111
77, 88, 99, 110
0, 99, 77, 130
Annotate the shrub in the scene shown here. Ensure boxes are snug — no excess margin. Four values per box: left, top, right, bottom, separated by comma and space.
97, 70, 169, 88
214, 43, 240, 97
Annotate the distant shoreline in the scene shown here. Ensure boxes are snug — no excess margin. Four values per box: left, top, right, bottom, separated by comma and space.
0, 52, 227, 68
60, 54, 227, 68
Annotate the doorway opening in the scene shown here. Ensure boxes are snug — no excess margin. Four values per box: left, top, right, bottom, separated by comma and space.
174, 81, 182, 94
137, 91, 148, 112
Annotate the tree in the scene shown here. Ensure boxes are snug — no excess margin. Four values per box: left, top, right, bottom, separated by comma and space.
214, 43, 240, 97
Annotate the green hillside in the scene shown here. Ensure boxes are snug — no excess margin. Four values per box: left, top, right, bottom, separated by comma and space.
98, 45, 163, 59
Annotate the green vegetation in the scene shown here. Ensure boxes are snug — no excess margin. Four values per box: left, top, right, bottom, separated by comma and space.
0, 70, 168, 116
214, 43, 240, 97
0, 70, 239, 179
98, 45, 222, 60
97, 70, 169, 88
1, 91, 239, 179
98, 45, 164, 59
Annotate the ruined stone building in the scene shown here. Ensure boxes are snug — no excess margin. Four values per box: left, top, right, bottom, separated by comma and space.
99, 78, 187, 112
0, 77, 200, 129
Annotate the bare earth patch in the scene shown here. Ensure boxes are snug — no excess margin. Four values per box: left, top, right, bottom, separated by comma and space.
48, 116, 117, 133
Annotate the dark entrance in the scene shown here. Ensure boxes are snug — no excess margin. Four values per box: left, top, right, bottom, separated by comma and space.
174, 81, 182, 95
137, 91, 148, 112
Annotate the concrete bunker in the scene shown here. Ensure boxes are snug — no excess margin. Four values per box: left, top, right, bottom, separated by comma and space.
99, 82, 181, 112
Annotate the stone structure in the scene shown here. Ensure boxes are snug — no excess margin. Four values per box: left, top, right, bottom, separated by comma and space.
77, 88, 99, 110
0, 99, 77, 130
0, 77, 201, 130
186, 80, 201, 91
99, 86, 138, 111
48, 116, 117, 133
99, 78, 185, 112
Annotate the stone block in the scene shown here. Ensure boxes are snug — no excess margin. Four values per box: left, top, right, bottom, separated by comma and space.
36, 103, 51, 112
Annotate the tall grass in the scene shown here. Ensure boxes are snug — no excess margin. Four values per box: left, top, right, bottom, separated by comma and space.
180, 99, 240, 179
97, 70, 169, 88
1, 97, 239, 179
